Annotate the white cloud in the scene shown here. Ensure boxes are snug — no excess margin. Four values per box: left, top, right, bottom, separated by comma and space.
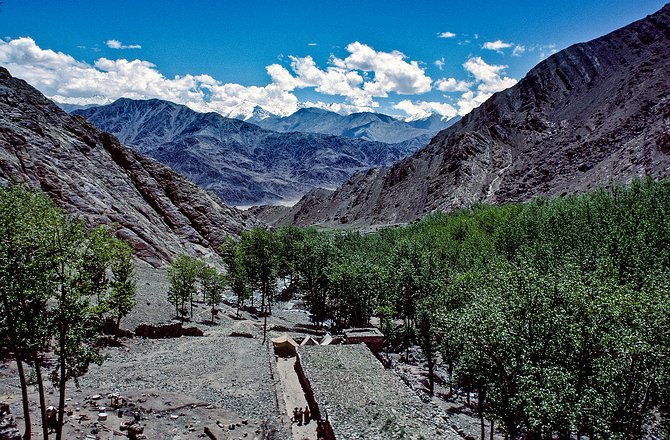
394, 99, 457, 121
3, 36, 522, 120
512, 45, 526, 56
538, 44, 558, 59
437, 31, 456, 39
482, 40, 513, 53
434, 77, 472, 92
332, 42, 432, 96
0, 37, 438, 118
457, 56, 517, 115
302, 101, 376, 115
0, 37, 299, 116
434, 58, 445, 70
271, 42, 432, 108
288, 55, 371, 106
307, 42, 317, 46
105, 39, 142, 50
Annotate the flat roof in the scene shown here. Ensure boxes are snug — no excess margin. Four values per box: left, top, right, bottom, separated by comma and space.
343, 328, 383, 338
298, 344, 459, 440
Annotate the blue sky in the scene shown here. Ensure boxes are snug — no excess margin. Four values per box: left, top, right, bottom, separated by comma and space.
0, 0, 665, 119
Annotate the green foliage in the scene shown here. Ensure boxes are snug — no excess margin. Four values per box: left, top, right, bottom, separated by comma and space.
167, 254, 200, 319
235, 177, 670, 438
0, 183, 138, 439
109, 244, 137, 327
199, 264, 226, 322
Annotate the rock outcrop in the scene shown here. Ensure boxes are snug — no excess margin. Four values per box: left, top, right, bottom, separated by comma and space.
74, 99, 425, 206
0, 67, 257, 266
276, 5, 670, 227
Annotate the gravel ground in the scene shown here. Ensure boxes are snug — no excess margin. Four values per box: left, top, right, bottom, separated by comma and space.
0, 262, 291, 440
298, 344, 461, 440
0, 262, 500, 440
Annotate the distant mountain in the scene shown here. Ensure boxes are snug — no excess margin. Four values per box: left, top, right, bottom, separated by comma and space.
248, 107, 458, 144
0, 67, 257, 266
54, 101, 105, 113
259, 5, 670, 227
74, 99, 423, 206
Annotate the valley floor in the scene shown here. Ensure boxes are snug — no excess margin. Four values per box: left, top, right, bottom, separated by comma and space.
0, 263, 506, 440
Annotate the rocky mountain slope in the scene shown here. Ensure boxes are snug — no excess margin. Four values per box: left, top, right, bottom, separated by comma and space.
249, 106, 457, 144
0, 67, 257, 266
74, 99, 425, 206
267, 5, 670, 227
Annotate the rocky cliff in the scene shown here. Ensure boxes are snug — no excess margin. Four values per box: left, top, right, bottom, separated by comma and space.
0, 67, 257, 266
273, 5, 670, 227
75, 99, 424, 206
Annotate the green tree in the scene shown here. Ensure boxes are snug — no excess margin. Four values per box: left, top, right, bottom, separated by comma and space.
0, 184, 134, 440
276, 225, 306, 293
108, 242, 137, 331
0, 184, 59, 440
50, 217, 125, 440
239, 227, 279, 343
221, 238, 252, 317
297, 231, 334, 327
167, 254, 200, 319
199, 265, 225, 323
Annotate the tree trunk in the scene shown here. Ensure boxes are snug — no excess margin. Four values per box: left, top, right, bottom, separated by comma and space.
33, 353, 49, 440
55, 321, 67, 440
113, 314, 123, 341
15, 357, 31, 440
490, 419, 494, 440
427, 349, 435, 396
479, 387, 485, 440
261, 283, 267, 344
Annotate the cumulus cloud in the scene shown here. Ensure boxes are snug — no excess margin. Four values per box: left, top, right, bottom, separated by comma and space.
482, 40, 513, 53
0, 37, 439, 117
394, 99, 457, 120
434, 77, 472, 92
457, 56, 516, 115
437, 31, 456, 39
0, 37, 299, 116
512, 45, 526, 56
0, 36, 518, 120
331, 42, 432, 96
302, 100, 376, 115
307, 42, 318, 46
288, 55, 371, 106
434, 58, 445, 70
271, 42, 432, 108
106, 39, 142, 49
538, 44, 558, 59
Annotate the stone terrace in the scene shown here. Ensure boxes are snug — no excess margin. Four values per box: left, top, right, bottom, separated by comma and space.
297, 344, 460, 440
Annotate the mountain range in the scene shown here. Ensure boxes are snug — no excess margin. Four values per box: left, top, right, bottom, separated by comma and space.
74, 99, 427, 206
0, 67, 257, 267
253, 5, 670, 227
243, 106, 458, 144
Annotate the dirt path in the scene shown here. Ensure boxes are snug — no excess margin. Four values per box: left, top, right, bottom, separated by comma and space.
276, 357, 316, 440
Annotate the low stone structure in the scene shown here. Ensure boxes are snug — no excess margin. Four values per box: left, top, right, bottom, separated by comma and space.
134, 322, 203, 338
296, 344, 460, 440
343, 328, 384, 353
0, 403, 21, 440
